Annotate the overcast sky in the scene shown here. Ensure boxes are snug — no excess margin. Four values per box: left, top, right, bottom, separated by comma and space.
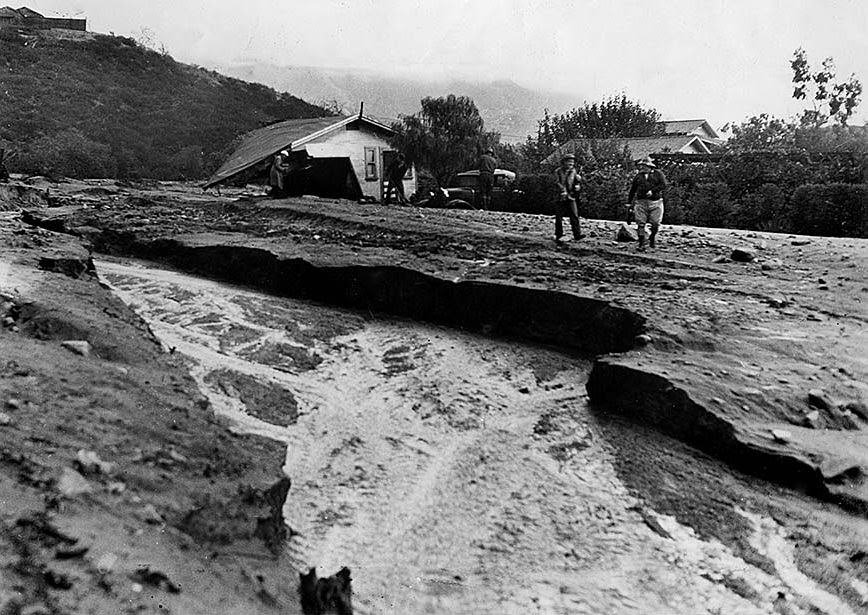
27, 0, 868, 132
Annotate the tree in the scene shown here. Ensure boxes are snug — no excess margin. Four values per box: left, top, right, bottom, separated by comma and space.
389, 95, 498, 187
791, 47, 862, 127
544, 95, 663, 144
521, 95, 663, 169
722, 113, 797, 152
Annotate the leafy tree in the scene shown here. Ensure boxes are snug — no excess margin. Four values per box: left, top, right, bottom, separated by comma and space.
389, 94, 498, 186
521, 95, 663, 169
723, 114, 797, 152
791, 47, 862, 127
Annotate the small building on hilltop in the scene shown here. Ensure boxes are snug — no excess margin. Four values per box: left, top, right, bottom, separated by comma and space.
0, 6, 86, 30
204, 110, 416, 201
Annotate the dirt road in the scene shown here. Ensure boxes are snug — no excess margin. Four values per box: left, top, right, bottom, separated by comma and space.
99, 257, 863, 614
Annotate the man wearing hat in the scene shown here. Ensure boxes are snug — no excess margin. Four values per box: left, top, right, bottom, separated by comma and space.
269, 150, 292, 197
553, 153, 583, 242
477, 147, 498, 210
627, 156, 667, 250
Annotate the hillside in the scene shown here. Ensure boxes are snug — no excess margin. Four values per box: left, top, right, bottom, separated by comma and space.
0, 29, 331, 179
215, 62, 579, 143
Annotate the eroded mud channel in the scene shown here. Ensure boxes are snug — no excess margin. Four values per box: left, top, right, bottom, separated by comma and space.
96, 257, 859, 615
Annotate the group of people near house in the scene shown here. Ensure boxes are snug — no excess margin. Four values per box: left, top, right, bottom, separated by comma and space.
267, 145, 667, 251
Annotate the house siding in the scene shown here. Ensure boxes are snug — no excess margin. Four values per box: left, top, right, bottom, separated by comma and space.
300, 123, 416, 200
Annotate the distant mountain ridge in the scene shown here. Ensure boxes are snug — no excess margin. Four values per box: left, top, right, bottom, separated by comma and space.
212, 62, 579, 143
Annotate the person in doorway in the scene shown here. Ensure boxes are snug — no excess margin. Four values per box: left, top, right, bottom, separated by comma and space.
269, 150, 291, 197
553, 153, 583, 242
384, 153, 409, 205
477, 147, 497, 210
627, 156, 667, 250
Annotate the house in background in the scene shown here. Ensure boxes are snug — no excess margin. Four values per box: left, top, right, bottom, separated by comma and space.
541, 118, 721, 167
0, 6, 86, 30
204, 109, 415, 201
659, 119, 723, 150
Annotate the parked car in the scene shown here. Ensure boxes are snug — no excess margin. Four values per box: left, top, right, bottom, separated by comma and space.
443, 169, 518, 210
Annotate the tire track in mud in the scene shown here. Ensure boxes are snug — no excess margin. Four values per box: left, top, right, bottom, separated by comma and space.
97, 258, 858, 615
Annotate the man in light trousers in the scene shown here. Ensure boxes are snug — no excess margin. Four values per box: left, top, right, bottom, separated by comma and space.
627, 156, 667, 250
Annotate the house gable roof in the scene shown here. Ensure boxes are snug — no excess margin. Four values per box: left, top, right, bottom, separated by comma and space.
204, 114, 395, 188
541, 134, 711, 167
15, 6, 43, 18
660, 119, 720, 139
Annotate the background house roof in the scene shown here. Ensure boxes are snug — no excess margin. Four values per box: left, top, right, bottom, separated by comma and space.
541, 134, 711, 167
14, 6, 44, 18
660, 119, 720, 139
204, 114, 395, 188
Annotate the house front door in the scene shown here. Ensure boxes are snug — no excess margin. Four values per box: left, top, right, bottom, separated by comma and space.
381, 149, 397, 202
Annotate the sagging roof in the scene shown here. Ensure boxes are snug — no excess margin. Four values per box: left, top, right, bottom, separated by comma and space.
204, 114, 395, 189
541, 134, 711, 167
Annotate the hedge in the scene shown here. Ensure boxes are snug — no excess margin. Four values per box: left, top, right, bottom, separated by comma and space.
790, 183, 868, 238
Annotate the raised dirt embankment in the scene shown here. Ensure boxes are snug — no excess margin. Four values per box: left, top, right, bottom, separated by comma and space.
18, 183, 868, 513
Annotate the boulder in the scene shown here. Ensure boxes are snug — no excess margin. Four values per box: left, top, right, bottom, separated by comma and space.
807, 389, 833, 410
730, 248, 756, 262
761, 258, 783, 271
616, 223, 637, 242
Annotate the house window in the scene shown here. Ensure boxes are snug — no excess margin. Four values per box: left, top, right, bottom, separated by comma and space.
364, 147, 378, 180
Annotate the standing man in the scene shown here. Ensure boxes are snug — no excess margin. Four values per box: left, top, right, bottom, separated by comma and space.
384, 153, 409, 205
627, 156, 667, 250
553, 153, 583, 242
477, 147, 497, 210
269, 150, 291, 197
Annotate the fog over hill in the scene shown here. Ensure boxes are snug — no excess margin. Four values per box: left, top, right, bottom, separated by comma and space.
212, 62, 580, 143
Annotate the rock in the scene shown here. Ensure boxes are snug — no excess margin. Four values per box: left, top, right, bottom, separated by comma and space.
57, 468, 93, 497
730, 248, 756, 262
75, 449, 115, 476
597, 285, 610, 293
791, 239, 811, 246
771, 429, 792, 443
765, 296, 789, 308
761, 258, 783, 271
139, 504, 164, 525
837, 410, 861, 431
518, 386, 530, 394
803, 410, 821, 429
5, 398, 20, 409
712, 255, 728, 264
634, 334, 652, 346
0, 412, 11, 426
38, 255, 93, 278
61, 340, 92, 356
842, 401, 868, 421
616, 223, 637, 242
807, 389, 833, 410
95, 552, 118, 574
130, 566, 181, 593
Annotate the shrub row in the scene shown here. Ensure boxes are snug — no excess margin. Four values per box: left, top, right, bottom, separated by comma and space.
496, 173, 867, 238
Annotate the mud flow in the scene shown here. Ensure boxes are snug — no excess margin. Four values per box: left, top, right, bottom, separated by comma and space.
96, 257, 857, 615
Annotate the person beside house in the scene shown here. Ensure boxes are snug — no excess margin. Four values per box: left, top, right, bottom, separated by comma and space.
553, 154, 583, 243
384, 153, 409, 205
627, 156, 667, 250
477, 148, 497, 210
268, 150, 291, 197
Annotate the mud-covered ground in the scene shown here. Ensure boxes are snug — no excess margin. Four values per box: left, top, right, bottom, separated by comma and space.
1, 178, 867, 614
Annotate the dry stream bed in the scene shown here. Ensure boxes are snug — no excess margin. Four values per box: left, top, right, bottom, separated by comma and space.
97, 257, 862, 615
